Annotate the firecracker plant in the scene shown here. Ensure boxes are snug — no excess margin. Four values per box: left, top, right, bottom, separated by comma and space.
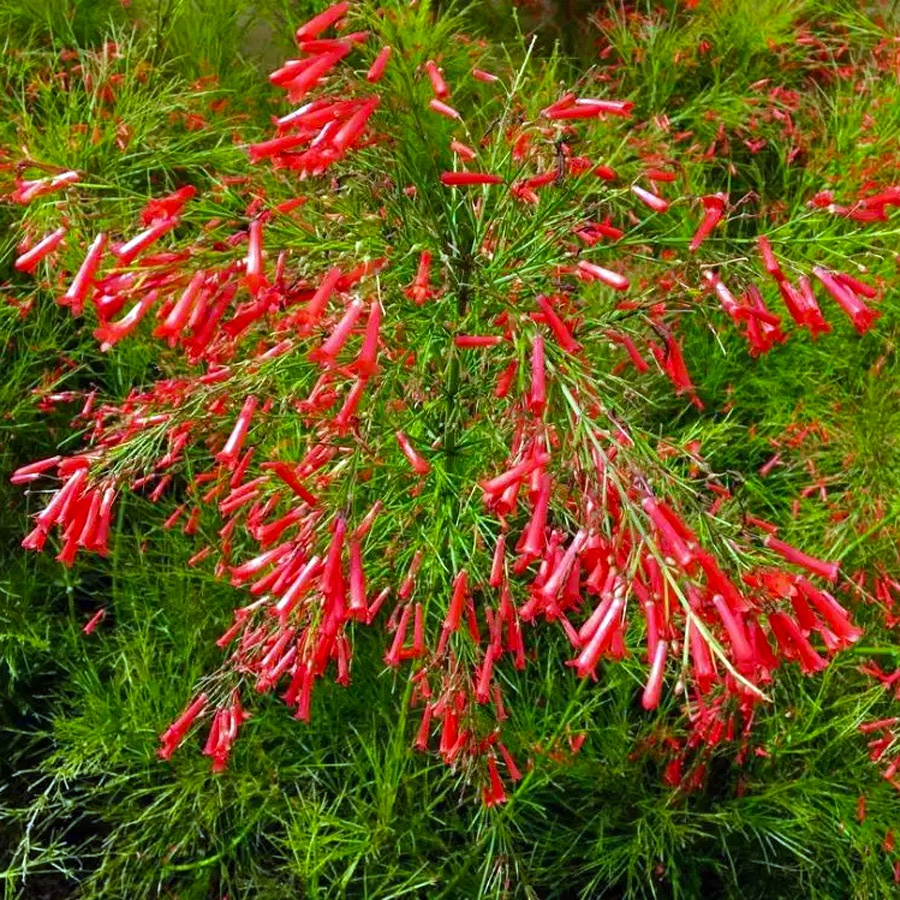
2, 0, 900, 895
6, 0, 897, 800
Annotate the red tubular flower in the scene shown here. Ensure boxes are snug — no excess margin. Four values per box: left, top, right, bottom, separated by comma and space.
398, 550, 424, 600
757, 234, 783, 280
495, 360, 518, 398
482, 753, 507, 807
414, 703, 434, 751
320, 516, 347, 603
409, 603, 425, 658
518, 472, 551, 562
860, 186, 900, 210
294, 2, 349, 42
93, 291, 158, 351
77, 488, 104, 548
796, 276, 832, 337
510, 182, 539, 205
859, 718, 900, 735
572, 595, 625, 679
429, 99, 461, 120
775, 278, 808, 328
576, 217, 624, 243
113, 218, 177, 267
767, 612, 828, 675
489, 534, 507, 588
367, 46, 392, 83
282, 48, 351, 104
748, 620, 779, 679
641, 640, 668, 710
703, 271, 743, 322
475, 646, 497, 703
454, 335, 503, 348
789, 588, 819, 635
62, 233, 107, 316
274, 555, 322, 621
310, 297, 365, 364
654, 332, 702, 407
542, 97, 633, 119
529, 334, 546, 416
472, 68, 498, 83
576, 260, 629, 291
711, 595, 754, 669
424, 60, 450, 98
437, 570, 469, 653
354, 500, 382, 540
385, 604, 412, 667
438, 704, 460, 761
494, 742, 521, 782
14, 227, 67, 273
297, 37, 359, 54
811, 266, 880, 334
450, 139, 476, 161
834, 271, 877, 299
261, 461, 317, 506
216, 396, 258, 466
745, 514, 778, 535
743, 284, 786, 355
689, 193, 727, 252
404, 251, 434, 305
141, 185, 196, 225
244, 219, 265, 293
303, 266, 343, 325
82, 607, 106, 635
154, 271, 206, 344
348, 538, 367, 619
538, 93, 574, 115
203, 691, 248, 772
10, 170, 80, 204
641, 496, 695, 569
576, 591, 613, 647
539, 530, 587, 606
354, 301, 382, 377
536, 294, 579, 353
249, 134, 311, 162
333, 378, 366, 431
763, 535, 839, 583
607, 331, 649, 372
396, 431, 431, 475
158, 693, 208, 760
644, 599, 661, 661
10, 455, 62, 485
440, 171, 503, 186
493, 479, 521, 518
795, 577, 861, 643
631, 184, 669, 213
688, 619, 715, 692
229, 542, 293, 585
331, 96, 380, 152
526, 171, 556, 189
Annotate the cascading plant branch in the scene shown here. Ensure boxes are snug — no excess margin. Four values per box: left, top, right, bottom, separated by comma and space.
9, 0, 892, 804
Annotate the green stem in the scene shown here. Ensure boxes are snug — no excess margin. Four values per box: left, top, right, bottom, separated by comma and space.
443, 251, 473, 468
161, 815, 259, 873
